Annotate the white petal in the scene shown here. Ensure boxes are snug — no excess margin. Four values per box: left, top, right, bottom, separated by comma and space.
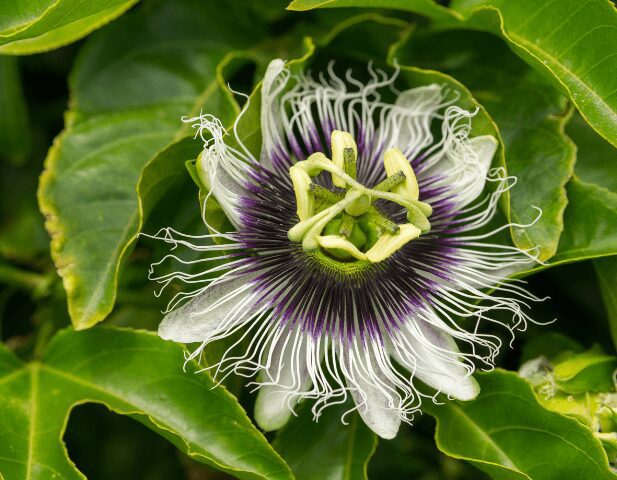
391, 320, 480, 401
254, 330, 312, 431
389, 84, 444, 157
428, 134, 498, 209
395, 84, 443, 112
158, 273, 259, 343
455, 135, 498, 203
201, 151, 251, 229
346, 355, 401, 439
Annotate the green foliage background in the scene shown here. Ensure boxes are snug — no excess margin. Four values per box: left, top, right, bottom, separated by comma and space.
1, 0, 617, 478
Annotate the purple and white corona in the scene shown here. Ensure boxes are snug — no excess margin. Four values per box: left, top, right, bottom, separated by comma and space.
149, 59, 541, 439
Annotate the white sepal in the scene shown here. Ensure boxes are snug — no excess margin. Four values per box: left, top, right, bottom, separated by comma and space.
254, 329, 312, 431
345, 350, 401, 439
390, 318, 480, 401
158, 273, 259, 343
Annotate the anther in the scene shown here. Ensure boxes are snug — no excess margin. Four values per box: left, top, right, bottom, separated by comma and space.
309, 183, 344, 203
374, 171, 407, 192
360, 211, 400, 234
343, 147, 357, 181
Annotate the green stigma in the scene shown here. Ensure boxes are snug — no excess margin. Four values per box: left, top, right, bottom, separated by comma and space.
288, 130, 433, 264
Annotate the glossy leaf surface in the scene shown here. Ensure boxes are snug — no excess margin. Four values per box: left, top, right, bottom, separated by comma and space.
0, 0, 139, 54
425, 370, 616, 480
38, 0, 256, 329
0, 328, 292, 480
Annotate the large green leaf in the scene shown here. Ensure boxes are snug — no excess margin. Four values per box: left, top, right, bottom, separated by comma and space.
568, 112, 617, 197
448, 0, 617, 149
288, 0, 617, 149
550, 178, 617, 264
38, 0, 260, 329
550, 113, 617, 265
0, 0, 139, 55
273, 403, 377, 480
425, 370, 616, 480
526, 110, 617, 267
0, 327, 293, 480
392, 29, 575, 261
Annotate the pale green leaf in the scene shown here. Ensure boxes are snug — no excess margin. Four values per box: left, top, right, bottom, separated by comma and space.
0, 0, 140, 55
552, 347, 617, 394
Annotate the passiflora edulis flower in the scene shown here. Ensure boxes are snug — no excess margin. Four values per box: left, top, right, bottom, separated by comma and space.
149, 59, 541, 439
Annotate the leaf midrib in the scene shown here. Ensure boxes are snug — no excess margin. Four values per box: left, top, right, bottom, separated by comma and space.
480, 5, 617, 145
443, 402, 520, 471
25, 363, 39, 480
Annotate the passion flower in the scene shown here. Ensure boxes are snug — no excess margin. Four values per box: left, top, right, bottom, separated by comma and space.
149, 60, 540, 439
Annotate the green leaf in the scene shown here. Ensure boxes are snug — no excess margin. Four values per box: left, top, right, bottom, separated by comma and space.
288, 0, 617, 149
425, 370, 616, 480
137, 138, 203, 222
551, 177, 617, 264
543, 110, 617, 266
273, 402, 377, 480
287, 0, 457, 22
595, 257, 617, 351
568, 112, 617, 196
0, 0, 140, 55
38, 0, 260, 329
392, 28, 575, 261
553, 347, 617, 394
448, 0, 617, 149
0, 327, 293, 480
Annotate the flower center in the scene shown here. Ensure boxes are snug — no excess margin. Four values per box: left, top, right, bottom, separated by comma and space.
288, 130, 433, 263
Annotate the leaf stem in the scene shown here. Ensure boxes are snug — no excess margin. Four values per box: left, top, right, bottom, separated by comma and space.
0, 263, 53, 297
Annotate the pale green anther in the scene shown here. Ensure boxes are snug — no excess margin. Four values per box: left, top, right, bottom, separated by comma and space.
289, 164, 314, 221
365, 224, 422, 263
331, 130, 357, 188
343, 147, 357, 180
317, 235, 367, 261
374, 171, 406, 192
383, 148, 419, 201
288, 130, 433, 264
